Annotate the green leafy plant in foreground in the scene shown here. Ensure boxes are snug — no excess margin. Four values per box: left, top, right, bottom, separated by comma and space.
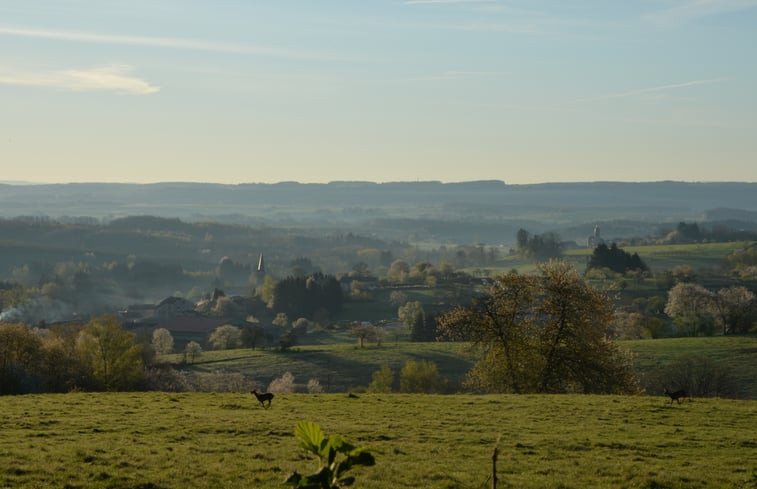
285, 420, 375, 488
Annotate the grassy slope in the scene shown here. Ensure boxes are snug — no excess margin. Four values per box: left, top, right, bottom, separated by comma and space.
624, 336, 757, 397
166, 336, 757, 399
564, 241, 752, 272
1, 393, 755, 489
167, 342, 478, 393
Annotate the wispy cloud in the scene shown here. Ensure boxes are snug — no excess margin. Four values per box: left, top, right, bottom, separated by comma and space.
405, 0, 495, 4
396, 3, 596, 39
0, 25, 336, 61
645, 0, 757, 24
593, 78, 728, 101
0, 64, 159, 95
614, 113, 753, 129
406, 70, 500, 81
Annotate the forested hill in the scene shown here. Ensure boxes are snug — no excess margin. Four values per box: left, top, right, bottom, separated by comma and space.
1, 181, 756, 224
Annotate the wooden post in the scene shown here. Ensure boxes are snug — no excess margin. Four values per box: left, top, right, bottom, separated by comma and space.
492, 435, 501, 489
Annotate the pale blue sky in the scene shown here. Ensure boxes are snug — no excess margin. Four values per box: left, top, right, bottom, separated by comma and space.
1, 1, 755, 184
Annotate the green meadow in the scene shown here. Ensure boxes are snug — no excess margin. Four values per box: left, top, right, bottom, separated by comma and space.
1, 392, 755, 489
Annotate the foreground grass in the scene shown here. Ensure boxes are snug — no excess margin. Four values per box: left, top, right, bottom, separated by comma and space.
1, 393, 755, 489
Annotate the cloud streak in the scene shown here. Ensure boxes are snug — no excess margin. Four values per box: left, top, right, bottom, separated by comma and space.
0, 25, 336, 61
646, 0, 757, 23
594, 78, 728, 100
406, 70, 500, 82
0, 64, 159, 94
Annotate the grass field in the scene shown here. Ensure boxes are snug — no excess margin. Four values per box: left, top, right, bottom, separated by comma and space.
624, 336, 757, 398
564, 241, 752, 273
163, 336, 757, 399
466, 241, 752, 277
1, 392, 755, 489
165, 342, 478, 393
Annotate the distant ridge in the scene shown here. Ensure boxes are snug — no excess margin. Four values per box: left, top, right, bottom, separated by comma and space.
0, 180, 42, 185
3, 179, 753, 187
1, 181, 755, 231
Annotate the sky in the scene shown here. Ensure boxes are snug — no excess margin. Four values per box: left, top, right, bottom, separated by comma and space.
1, 0, 756, 184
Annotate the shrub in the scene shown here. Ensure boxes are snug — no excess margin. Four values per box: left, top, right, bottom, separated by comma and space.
151, 328, 174, 355
144, 366, 189, 392
269, 372, 296, 394
292, 317, 311, 336
279, 331, 296, 351
611, 312, 645, 340
643, 354, 740, 398
184, 341, 202, 363
399, 360, 445, 393
208, 325, 242, 350
367, 366, 394, 393
307, 378, 324, 394
388, 290, 407, 307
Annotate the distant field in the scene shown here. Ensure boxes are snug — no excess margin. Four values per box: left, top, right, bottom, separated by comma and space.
163, 336, 757, 399
332, 285, 469, 324
470, 241, 752, 277
335, 299, 398, 324
1, 392, 755, 488
164, 342, 477, 393
564, 241, 753, 273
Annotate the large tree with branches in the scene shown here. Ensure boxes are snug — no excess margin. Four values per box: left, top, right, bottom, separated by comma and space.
438, 261, 638, 394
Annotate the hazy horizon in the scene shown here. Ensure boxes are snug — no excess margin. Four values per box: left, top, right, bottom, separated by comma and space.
2, 1, 755, 185
2, 178, 756, 187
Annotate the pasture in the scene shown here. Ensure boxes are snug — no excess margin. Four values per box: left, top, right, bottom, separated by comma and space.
164, 336, 757, 399
1, 393, 755, 488
163, 341, 477, 394
625, 336, 757, 398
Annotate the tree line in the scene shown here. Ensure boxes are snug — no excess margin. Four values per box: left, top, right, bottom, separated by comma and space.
588, 243, 648, 274
664, 282, 757, 336
0, 316, 147, 395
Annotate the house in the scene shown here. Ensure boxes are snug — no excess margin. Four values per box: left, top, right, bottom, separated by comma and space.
154, 296, 196, 319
